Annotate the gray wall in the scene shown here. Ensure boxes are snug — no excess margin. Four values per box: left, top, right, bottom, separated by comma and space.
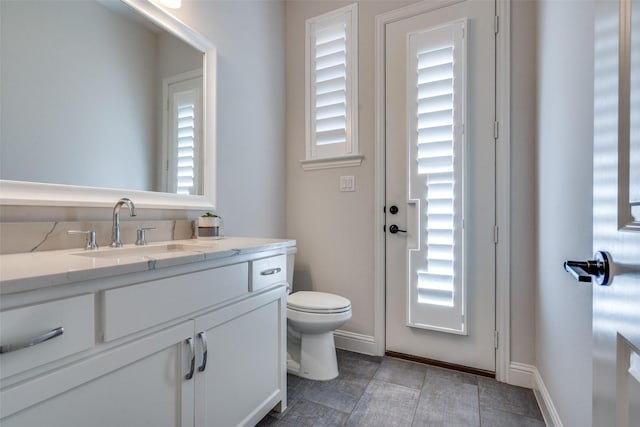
285, 0, 538, 368
172, 1, 286, 237
510, 0, 538, 367
285, 0, 414, 337
535, 0, 594, 425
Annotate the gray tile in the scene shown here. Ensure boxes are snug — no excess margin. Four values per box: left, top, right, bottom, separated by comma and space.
346, 379, 420, 427
337, 349, 383, 366
413, 371, 480, 427
478, 377, 543, 420
256, 352, 545, 427
373, 357, 428, 390
255, 414, 280, 426
480, 407, 546, 427
298, 352, 381, 413
298, 374, 369, 414
337, 350, 382, 381
425, 365, 479, 386
261, 399, 349, 427
284, 374, 314, 411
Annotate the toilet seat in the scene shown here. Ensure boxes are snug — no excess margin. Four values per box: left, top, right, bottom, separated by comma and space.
287, 291, 351, 314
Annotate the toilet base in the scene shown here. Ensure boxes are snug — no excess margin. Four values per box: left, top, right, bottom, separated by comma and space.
287, 331, 339, 381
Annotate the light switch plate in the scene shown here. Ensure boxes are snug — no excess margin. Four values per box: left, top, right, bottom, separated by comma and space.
340, 176, 355, 192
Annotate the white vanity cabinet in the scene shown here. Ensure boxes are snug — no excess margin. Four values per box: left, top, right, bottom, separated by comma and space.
0, 249, 289, 427
195, 287, 286, 427
1, 320, 196, 427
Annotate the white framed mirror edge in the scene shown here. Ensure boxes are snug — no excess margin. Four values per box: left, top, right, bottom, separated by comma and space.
0, 0, 217, 211
618, 0, 639, 229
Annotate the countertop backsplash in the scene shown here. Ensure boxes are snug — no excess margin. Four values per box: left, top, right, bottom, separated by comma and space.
0, 220, 195, 255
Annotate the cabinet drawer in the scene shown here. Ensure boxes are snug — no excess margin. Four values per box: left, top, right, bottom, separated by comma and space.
102, 262, 248, 342
0, 294, 95, 380
250, 255, 286, 292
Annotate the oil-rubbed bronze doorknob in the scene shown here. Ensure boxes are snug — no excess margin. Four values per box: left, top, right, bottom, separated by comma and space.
389, 205, 399, 214
389, 225, 406, 234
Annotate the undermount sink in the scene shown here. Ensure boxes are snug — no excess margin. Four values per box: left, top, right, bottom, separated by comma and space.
72, 243, 212, 259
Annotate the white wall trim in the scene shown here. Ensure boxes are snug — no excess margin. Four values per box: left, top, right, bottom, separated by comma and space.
533, 367, 564, 427
509, 363, 563, 427
373, 0, 512, 380
333, 330, 377, 355
299, 155, 364, 171
508, 361, 535, 388
495, 0, 512, 384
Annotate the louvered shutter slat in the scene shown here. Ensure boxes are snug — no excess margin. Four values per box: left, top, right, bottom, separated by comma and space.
413, 28, 460, 310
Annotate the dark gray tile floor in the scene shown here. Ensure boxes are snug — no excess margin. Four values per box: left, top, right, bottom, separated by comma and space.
256, 350, 545, 427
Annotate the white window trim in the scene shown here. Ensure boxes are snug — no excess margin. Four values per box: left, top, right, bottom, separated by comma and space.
302, 3, 361, 170
162, 69, 203, 195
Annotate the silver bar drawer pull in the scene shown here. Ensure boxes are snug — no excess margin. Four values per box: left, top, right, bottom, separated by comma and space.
185, 337, 195, 380
260, 267, 282, 276
198, 331, 208, 372
0, 326, 64, 354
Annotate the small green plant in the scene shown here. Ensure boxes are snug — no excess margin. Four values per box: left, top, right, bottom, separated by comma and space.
201, 212, 220, 218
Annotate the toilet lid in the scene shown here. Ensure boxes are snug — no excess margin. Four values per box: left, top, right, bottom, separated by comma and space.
287, 291, 351, 314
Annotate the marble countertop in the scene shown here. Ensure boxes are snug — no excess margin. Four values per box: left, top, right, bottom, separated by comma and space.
0, 237, 295, 295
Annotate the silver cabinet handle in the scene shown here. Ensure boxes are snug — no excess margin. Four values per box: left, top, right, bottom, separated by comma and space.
185, 337, 195, 380
260, 267, 281, 276
198, 331, 208, 372
0, 326, 64, 354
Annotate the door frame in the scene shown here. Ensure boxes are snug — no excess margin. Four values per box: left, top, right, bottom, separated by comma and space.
372, 0, 512, 382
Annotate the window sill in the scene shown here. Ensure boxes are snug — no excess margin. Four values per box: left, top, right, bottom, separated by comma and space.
300, 154, 364, 171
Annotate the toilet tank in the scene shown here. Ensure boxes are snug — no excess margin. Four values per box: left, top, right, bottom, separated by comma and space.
286, 246, 298, 292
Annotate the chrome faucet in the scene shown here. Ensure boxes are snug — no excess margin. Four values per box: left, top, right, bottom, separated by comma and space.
111, 198, 137, 247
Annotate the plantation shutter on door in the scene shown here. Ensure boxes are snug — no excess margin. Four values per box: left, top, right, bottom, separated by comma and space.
407, 20, 468, 334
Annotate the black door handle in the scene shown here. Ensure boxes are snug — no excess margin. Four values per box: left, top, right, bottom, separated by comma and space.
564, 251, 611, 286
389, 225, 406, 234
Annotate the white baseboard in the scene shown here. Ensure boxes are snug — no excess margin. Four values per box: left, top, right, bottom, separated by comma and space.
333, 329, 377, 355
508, 362, 563, 427
509, 362, 536, 388
532, 368, 564, 427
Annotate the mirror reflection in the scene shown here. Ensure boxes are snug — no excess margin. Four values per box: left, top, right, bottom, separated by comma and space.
630, 0, 639, 222
0, 0, 205, 195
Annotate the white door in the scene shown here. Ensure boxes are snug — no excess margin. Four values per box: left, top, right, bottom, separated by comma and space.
385, 0, 496, 372
591, 0, 640, 424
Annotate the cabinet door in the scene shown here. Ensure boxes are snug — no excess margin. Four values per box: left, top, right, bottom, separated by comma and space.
1, 321, 195, 427
194, 287, 286, 427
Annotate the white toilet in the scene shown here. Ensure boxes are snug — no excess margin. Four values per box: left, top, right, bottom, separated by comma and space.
286, 247, 352, 380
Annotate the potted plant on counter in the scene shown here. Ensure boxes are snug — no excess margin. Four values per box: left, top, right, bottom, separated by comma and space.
198, 212, 223, 238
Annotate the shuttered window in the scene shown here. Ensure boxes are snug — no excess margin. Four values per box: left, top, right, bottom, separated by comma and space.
304, 4, 360, 170
166, 75, 202, 195
407, 20, 467, 334
176, 100, 196, 195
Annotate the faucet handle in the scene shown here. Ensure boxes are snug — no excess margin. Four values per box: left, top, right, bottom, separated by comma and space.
68, 230, 98, 250
136, 227, 155, 246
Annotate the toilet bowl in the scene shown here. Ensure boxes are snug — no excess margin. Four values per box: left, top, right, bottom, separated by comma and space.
286, 248, 352, 380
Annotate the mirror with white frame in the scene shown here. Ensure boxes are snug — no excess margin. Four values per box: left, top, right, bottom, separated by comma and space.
0, 0, 216, 210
